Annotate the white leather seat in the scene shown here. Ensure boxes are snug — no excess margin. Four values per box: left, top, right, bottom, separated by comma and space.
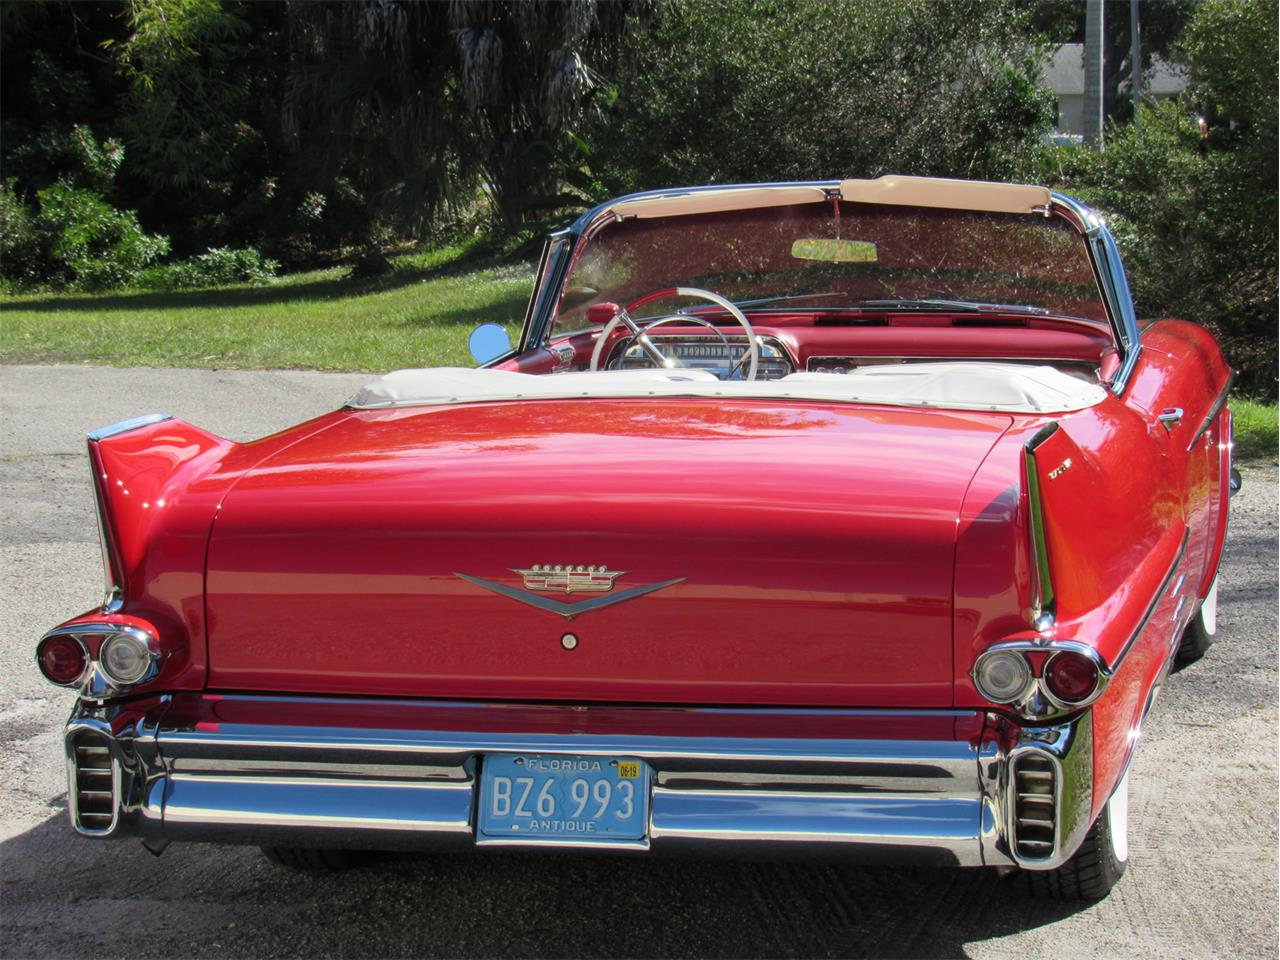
349, 362, 1106, 414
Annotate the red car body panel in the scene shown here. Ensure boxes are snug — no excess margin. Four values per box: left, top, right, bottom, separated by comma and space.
203, 400, 1013, 705
89, 412, 349, 691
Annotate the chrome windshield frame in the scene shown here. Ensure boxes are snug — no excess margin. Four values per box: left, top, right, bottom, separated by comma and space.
520, 182, 1141, 394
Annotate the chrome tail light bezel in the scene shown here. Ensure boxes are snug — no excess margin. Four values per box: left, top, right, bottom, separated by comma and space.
972, 650, 1035, 704
36, 623, 161, 699
1041, 649, 1104, 707
36, 631, 91, 688
972, 639, 1111, 720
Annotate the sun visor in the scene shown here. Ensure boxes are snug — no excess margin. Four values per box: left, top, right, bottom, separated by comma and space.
609, 186, 830, 220
839, 175, 1051, 214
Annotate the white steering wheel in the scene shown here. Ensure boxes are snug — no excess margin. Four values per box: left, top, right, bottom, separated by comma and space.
588, 286, 760, 381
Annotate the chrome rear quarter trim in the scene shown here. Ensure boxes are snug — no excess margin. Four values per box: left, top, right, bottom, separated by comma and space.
87, 413, 172, 442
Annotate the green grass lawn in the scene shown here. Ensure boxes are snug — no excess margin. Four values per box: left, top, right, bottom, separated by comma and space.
0, 245, 532, 372
1232, 397, 1279, 461
2, 249, 1275, 460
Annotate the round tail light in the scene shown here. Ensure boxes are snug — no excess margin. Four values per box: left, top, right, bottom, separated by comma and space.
974, 650, 1033, 703
1044, 651, 1101, 704
37, 635, 88, 686
99, 631, 156, 685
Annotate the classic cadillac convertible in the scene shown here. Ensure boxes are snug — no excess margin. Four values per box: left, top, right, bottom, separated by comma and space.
37, 176, 1237, 900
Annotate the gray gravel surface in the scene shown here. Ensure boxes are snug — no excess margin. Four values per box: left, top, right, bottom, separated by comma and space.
2, 364, 1276, 959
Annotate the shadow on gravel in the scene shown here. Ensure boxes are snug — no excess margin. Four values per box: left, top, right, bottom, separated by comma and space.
1, 809, 1091, 960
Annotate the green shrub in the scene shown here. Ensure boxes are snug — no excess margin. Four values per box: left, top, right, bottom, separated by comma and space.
0, 181, 171, 291
138, 246, 279, 290
0, 179, 42, 289
34, 184, 170, 290
0, 122, 173, 292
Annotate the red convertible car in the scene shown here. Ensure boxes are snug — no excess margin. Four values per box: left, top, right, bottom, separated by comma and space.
37, 176, 1237, 900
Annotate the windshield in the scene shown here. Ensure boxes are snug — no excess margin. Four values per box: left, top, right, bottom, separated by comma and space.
551, 201, 1107, 334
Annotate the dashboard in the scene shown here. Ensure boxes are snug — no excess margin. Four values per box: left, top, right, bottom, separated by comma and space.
607, 335, 795, 380
532, 313, 1115, 383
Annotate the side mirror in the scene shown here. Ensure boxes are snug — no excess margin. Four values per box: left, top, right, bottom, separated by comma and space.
586, 302, 622, 325
468, 324, 512, 365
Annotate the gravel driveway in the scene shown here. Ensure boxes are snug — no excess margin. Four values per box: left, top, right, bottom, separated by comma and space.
2, 364, 1276, 959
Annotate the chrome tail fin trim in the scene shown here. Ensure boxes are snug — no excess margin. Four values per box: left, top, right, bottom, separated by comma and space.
1024, 423, 1059, 632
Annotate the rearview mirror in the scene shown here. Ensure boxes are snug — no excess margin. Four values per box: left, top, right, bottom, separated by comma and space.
468, 324, 512, 365
791, 238, 878, 263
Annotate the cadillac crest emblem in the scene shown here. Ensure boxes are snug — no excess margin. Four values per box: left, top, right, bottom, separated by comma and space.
516, 564, 625, 594
453, 565, 683, 620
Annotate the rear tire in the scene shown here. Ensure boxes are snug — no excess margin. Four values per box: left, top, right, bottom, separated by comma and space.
260, 845, 355, 871
1176, 575, 1219, 665
1022, 769, 1129, 901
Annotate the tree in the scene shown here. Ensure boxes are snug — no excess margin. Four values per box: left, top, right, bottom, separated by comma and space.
111, 0, 288, 254
279, 1, 459, 251
0, 1, 129, 194
275, 1, 649, 246
591, 0, 1053, 194
1023, 0, 1197, 123
1042, 0, 1278, 398
450, 0, 651, 231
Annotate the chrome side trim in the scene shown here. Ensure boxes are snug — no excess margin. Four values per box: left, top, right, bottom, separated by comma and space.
87, 413, 172, 442
1109, 527, 1190, 673
1024, 423, 1059, 631
1187, 370, 1236, 451
87, 453, 124, 613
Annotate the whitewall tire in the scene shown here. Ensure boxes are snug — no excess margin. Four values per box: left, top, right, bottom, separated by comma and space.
1176, 574, 1219, 665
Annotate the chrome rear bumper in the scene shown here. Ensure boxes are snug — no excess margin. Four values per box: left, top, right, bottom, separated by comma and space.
64, 695, 1094, 869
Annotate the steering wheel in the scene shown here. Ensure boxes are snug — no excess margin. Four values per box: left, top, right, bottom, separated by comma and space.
588, 286, 761, 380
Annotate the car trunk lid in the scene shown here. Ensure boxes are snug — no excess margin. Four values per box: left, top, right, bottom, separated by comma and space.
205, 399, 1011, 706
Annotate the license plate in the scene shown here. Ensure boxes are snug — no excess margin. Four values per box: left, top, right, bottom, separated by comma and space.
478, 754, 649, 842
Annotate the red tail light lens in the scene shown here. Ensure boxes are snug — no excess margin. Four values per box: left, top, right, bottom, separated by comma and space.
38, 635, 88, 686
1044, 651, 1100, 704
